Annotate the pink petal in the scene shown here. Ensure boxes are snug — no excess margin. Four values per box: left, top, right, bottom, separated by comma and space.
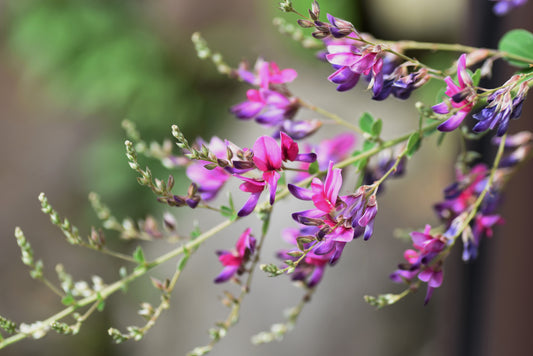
252, 136, 282, 171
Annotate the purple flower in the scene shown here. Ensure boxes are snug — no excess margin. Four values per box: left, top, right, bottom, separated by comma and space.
390, 225, 447, 304
231, 59, 318, 138
434, 163, 505, 262
492, 0, 528, 16
325, 43, 384, 92
237, 58, 297, 89
289, 162, 379, 263
214, 228, 256, 283
472, 80, 528, 136
277, 227, 343, 287
432, 54, 477, 132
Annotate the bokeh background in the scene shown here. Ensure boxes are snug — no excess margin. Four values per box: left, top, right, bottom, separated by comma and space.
1, 0, 532, 355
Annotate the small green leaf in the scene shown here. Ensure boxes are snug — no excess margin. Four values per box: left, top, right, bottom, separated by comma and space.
371, 118, 383, 137
406, 132, 420, 158
61, 294, 76, 306
471, 68, 481, 87
359, 112, 375, 134
499, 29, 533, 68
97, 300, 106, 312
220, 206, 234, 218
307, 161, 319, 175
133, 246, 145, 265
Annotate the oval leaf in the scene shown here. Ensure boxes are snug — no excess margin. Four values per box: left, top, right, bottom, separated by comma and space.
498, 29, 533, 68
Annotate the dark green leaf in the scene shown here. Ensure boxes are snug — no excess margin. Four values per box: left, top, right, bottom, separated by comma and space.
499, 29, 533, 68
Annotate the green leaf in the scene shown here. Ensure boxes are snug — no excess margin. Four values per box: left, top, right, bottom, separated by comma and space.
406, 132, 420, 158
359, 112, 374, 134
97, 300, 106, 312
307, 161, 319, 175
61, 294, 76, 306
133, 246, 145, 265
371, 118, 383, 137
220, 205, 234, 218
471, 68, 481, 87
499, 29, 533, 68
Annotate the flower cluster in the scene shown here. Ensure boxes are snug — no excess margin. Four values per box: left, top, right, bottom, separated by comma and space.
472, 77, 528, 136
390, 225, 447, 305
278, 162, 379, 287
434, 164, 504, 261
230, 58, 320, 139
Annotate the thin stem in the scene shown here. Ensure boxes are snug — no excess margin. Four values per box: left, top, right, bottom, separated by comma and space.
298, 99, 364, 134
0, 217, 237, 350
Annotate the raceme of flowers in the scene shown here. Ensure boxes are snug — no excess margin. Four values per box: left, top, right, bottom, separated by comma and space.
6, 0, 533, 353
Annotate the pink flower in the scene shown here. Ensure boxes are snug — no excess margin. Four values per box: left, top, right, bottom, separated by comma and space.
237, 133, 316, 216
214, 228, 256, 283
237, 58, 297, 89
432, 54, 477, 132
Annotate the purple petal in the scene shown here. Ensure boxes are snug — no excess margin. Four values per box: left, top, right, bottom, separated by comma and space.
214, 266, 239, 283
238, 192, 261, 217
288, 184, 314, 200
432, 101, 450, 114
437, 111, 468, 132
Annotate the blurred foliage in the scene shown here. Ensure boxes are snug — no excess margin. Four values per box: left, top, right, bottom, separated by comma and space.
4, 0, 238, 217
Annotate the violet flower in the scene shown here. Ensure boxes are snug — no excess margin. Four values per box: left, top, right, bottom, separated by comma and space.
472, 81, 528, 136
231, 59, 321, 139
492, 0, 528, 16
390, 225, 447, 304
432, 54, 477, 132
288, 162, 379, 264
214, 228, 257, 283
434, 164, 505, 262
325, 42, 384, 92
277, 227, 343, 287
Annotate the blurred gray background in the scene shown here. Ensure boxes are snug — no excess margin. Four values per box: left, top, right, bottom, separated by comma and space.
1, 0, 532, 355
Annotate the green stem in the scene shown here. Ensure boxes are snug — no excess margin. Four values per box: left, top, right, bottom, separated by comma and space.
298, 99, 364, 134
0, 217, 236, 350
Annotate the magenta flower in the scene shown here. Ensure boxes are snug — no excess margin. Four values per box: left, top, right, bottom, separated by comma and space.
237, 133, 316, 216
432, 54, 477, 132
325, 42, 384, 92
288, 162, 379, 265
390, 225, 447, 304
237, 58, 297, 89
214, 228, 256, 283
230, 59, 319, 138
